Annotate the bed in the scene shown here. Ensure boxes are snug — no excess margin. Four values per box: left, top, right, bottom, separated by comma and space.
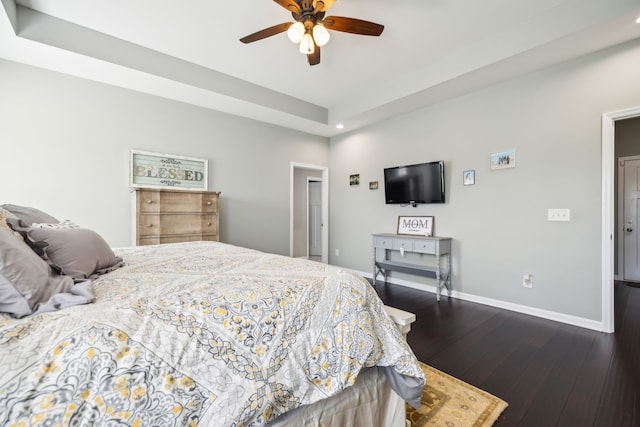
0, 206, 424, 426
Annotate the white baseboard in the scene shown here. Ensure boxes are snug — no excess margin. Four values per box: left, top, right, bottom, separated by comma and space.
356, 270, 605, 333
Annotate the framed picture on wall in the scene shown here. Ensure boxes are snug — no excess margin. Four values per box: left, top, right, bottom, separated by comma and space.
463, 170, 475, 185
490, 149, 516, 170
130, 150, 208, 191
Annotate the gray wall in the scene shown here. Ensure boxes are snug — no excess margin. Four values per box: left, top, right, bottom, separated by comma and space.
0, 59, 329, 255
328, 38, 640, 323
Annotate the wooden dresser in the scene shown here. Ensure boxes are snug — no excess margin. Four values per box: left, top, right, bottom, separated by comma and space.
133, 189, 220, 246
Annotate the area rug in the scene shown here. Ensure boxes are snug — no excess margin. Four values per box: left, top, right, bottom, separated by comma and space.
406, 362, 508, 427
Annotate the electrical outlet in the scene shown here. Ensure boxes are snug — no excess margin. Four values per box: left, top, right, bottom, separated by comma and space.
522, 274, 533, 288
548, 208, 570, 221
335, 249, 340, 256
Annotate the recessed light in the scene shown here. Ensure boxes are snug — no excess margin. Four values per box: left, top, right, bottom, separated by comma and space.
336, 123, 344, 129
636, 16, 640, 23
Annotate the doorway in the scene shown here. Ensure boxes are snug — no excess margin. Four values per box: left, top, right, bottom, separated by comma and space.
602, 106, 640, 333
618, 156, 640, 282
290, 162, 329, 263
308, 179, 322, 259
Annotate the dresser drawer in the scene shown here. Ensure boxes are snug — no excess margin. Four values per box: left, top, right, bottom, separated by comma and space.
392, 238, 414, 251
413, 239, 436, 254
138, 234, 218, 245
373, 236, 394, 249
137, 190, 218, 214
201, 196, 218, 213
138, 214, 217, 237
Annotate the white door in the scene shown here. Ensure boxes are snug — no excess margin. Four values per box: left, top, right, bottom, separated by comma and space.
309, 181, 322, 257
623, 158, 640, 281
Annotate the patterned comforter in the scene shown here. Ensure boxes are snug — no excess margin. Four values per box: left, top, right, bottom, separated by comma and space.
0, 241, 424, 426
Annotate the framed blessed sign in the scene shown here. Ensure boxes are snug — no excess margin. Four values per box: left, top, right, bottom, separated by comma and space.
130, 150, 208, 191
397, 216, 434, 236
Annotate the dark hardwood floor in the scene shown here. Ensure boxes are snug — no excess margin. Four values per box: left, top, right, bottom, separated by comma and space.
372, 280, 640, 426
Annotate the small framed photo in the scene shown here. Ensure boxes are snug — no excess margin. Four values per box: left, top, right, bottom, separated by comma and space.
397, 216, 434, 237
369, 181, 379, 190
463, 170, 475, 186
349, 174, 360, 186
490, 149, 516, 170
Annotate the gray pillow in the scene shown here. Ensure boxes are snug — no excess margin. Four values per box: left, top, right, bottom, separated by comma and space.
26, 227, 124, 280
0, 204, 59, 225
0, 227, 94, 318
0, 207, 24, 241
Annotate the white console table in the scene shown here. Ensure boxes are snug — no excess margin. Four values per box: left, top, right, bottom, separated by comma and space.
373, 233, 452, 301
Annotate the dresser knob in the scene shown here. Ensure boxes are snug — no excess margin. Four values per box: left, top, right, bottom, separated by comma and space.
206, 201, 212, 205
207, 222, 212, 226
147, 224, 153, 228
146, 199, 153, 204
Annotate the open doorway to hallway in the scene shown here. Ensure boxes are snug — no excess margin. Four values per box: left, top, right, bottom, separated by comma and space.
308, 179, 322, 261
290, 162, 329, 263
602, 107, 640, 333
615, 118, 640, 283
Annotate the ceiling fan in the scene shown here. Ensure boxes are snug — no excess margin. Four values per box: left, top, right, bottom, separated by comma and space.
240, 0, 384, 66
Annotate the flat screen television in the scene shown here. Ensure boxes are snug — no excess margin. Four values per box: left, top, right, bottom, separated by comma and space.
384, 161, 445, 205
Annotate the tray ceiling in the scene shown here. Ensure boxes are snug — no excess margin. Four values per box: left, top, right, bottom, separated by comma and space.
1, 0, 639, 136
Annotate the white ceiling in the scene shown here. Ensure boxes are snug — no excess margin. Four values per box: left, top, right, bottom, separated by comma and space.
1, 0, 640, 136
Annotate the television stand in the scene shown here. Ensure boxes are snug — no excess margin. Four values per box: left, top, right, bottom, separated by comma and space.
372, 233, 452, 301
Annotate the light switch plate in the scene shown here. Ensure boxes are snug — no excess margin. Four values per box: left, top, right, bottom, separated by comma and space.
548, 208, 570, 221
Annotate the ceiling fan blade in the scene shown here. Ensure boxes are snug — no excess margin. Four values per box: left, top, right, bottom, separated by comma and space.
307, 45, 321, 66
323, 16, 384, 36
240, 22, 293, 44
273, 0, 300, 13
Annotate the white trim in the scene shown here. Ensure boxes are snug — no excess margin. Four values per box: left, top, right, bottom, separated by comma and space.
290, 162, 329, 264
356, 270, 604, 332
602, 113, 615, 334
602, 106, 640, 334
305, 178, 310, 259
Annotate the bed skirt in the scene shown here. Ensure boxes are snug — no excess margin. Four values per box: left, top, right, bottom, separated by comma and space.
269, 366, 405, 427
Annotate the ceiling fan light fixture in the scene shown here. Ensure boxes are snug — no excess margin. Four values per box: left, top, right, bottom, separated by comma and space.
240, 0, 384, 66
287, 21, 305, 43
299, 32, 315, 54
313, 23, 330, 46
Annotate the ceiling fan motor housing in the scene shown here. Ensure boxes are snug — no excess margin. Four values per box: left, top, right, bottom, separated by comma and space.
293, 0, 325, 29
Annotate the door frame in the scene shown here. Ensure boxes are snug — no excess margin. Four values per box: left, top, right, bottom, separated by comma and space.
306, 177, 323, 258
290, 162, 329, 263
617, 155, 640, 281
602, 106, 640, 333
